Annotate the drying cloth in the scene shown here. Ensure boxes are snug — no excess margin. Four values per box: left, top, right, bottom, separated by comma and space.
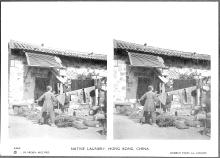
161, 84, 166, 93
82, 89, 86, 103
57, 93, 65, 105
182, 89, 187, 103
158, 93, 167, 105
60, 84, 63, 94
95, 89, 98, 105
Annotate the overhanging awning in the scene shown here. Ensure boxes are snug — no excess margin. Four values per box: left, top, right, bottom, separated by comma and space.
25, 52, 63, 68
128, 52, 165, 68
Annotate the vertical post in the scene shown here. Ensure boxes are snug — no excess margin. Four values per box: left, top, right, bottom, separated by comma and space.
95, 74, 97, 106
196, 79, 201, 106
153, 70, 155, 89
159, 82, 161, 110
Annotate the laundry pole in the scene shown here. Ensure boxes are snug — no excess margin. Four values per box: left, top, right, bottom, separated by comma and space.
159, 82, 162, 110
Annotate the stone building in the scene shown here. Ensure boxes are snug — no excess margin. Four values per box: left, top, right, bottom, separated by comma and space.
8, 40, 107, 106
113, 39, 210, 107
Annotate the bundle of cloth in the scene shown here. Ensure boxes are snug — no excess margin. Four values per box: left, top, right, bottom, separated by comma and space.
174, 119, 189, 129
54, 114, 89, 129
54, 114, 75, 128
72, 120, 88, 130
156, 114, 176, 127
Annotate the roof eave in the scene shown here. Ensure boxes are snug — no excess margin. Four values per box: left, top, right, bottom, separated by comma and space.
10, 47, 107, 61
115, 47, 210, 61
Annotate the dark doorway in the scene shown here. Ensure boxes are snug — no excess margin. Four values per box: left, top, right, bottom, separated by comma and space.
34, 77, 50, 100
137, 77, 152, 104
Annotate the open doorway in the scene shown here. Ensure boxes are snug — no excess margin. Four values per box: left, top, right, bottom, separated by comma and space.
136, 77, 152, 101
34, 77, 50, 100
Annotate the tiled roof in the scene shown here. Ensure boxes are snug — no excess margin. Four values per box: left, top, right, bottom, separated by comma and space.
128, 52, 165, 68
9, 40, 107, 61
25, 52, 63, 68
114, 39, 210, 61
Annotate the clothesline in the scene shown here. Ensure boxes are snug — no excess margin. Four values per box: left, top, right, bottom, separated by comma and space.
167, 86, 197, 95
156, 86, 197, 105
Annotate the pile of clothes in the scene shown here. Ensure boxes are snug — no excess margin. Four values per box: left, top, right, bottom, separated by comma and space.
117, 102, 207, 130
75, 104, 90, 118
54, 113, 100, 129
156, 114, 176, 127
54, 114, 77, 128
54, 114, 88, 129
16, 104, 102, 130
83, 119, 99, 127
155, 112, 206, 129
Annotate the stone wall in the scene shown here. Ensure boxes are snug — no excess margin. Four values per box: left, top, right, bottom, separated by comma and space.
61, 57, 107, 79
8, 54, 26, 105
23, 66, 35, 102
165, 67, 210, 78
126, 66, 138, 101
65, 67, 106, 79
113, 59, 127, 102
163, 56, 210, 70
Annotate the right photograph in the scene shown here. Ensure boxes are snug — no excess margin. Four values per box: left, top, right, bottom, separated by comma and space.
113, 39, 211, 140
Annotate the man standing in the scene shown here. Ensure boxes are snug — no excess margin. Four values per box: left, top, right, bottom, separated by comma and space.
139, 85, 158, 126
36, 86, 57, 127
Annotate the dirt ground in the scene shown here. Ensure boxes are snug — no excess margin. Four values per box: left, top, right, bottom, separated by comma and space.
9, 115, 106, 140
114, 114, 210, 140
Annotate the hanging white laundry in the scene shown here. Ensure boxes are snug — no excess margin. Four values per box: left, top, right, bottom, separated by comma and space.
158, 93, 167, 105
95, 89, 98, 105
60, 83, 63, 94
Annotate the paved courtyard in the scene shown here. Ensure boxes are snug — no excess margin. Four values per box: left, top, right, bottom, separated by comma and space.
114, 114, 209, 140
9, 115, 106, 140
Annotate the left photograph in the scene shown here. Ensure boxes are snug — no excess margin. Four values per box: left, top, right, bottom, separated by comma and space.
8, 40, 107, 139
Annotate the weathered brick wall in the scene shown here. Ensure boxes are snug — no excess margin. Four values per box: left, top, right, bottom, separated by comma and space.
163, 56, 210, 70
8, 54, 25, 105
22, 66, 35, 102
126, 66, 138, 101
167, 67, 210, 77
61, 57, 107, 79
113, 59, 127, 102
65, 67, 106, 79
